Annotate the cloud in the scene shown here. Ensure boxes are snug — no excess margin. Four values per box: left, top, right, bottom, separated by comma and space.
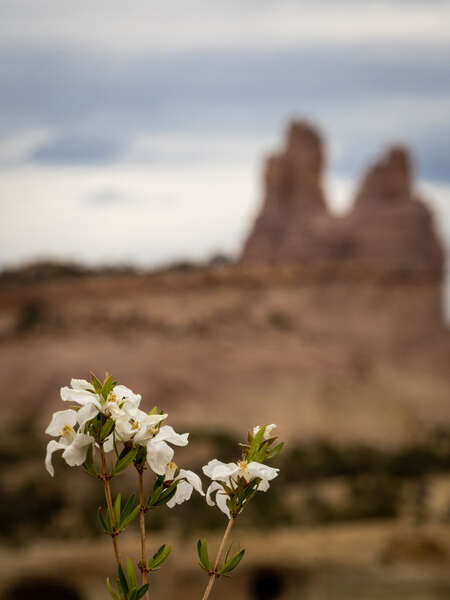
1, 1, 449, 53
1, 40, 449, 181
30, 135, 124, 164
0, 162, 258, 268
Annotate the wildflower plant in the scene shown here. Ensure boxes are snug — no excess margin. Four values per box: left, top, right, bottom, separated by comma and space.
45, 373, 282, 599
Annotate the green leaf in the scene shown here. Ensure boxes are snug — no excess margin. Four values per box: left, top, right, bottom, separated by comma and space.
126, 558, 137, 589
135, 585, 149, 600
100, 418, 115, 441
117, 564, 128, 595
121, 493, 136, 519
120, 504, 140, 530
90, 372, 103, 395
147, 480, 179, 507
148, 544, 171, 570
97, 507, 113, 535
152, 481, 178, 506
219, 549, 245, 575
106, 577, 120, 600
113, 448, 138, 475
267, 442, 284, 459
114, 493, 122, 527
102, 374, 116, 400
247, 426, 266, 461
127, 589, 138, 600
197, 539, 211, 572
82, 443, 98, 477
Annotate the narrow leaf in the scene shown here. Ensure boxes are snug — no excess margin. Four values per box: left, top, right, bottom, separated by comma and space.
106, 578, 120, 600
120, 504, 140, 530
198, 539, 211, 571
82, 443, 97, 477
267, 442, 284, 459
126, 558, 137, 589
102, 374, 115, 400
117, 564, 128, 594
219, 549, 245, 575
90, 372, 103, 395
113, 448, 138, 475
121, 493, 137, 520
114, 493, 122, 527
148, 545, 171, 570
100, 418, 115, 441
97, 507, 112, 535
135, 585, 149, 600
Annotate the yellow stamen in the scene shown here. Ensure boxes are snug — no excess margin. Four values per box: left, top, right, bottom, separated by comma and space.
107, 391, 117, 403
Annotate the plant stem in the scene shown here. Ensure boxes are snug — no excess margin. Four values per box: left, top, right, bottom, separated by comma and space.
201, 517, 235, 600
100, 444, 122, 567
137, 468, 149, 599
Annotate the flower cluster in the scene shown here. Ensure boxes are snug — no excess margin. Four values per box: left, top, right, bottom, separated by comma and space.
203, 424, 281, 519
44, 373, 283, 600
45, 375, 202, 507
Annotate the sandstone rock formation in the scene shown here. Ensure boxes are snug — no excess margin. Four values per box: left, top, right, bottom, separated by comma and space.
241, 121, 444, 280
242, 122, 330, 263
349, 146, 443, 276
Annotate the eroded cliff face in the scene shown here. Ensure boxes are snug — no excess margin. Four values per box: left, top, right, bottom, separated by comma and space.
241, 122, 444, 279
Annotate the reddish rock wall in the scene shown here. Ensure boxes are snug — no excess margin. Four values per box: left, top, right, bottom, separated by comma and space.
241, 121, 444, 280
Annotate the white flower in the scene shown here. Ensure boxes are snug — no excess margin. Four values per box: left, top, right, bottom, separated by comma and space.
114, 406, 167, 445
146, 426, 189, 475
253, 424, 277, 440
45, 409, 94, 476
60, 379, 103, 426
203, 458, 279, 518
163, 461, 204, 508
103, 385, 142, 417
61, 379, 144, 431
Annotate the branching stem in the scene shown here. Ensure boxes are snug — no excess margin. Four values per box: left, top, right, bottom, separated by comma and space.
99, 444, 122, 567
201, 517, 235, 600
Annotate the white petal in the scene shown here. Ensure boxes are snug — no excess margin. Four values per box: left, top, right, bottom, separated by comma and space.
257, 478, 270, 492
45, 409, 78, 437
203, 459, 238, 481
62, 433, 94, 466
206, 481, 222, 506
113, 385, 142, 407
177, 469, 204, 495
77, 403, 99, 428
247, 462, 279, 482
215, 490, 231, 519
60, 387, 102, 409
144, 413, 168, 426
154, 425, 189, 447
45, 439, 66, 476
70, 378, 95, 391
166, 480, 193, 508
265, 424, 277, 437
146, 439, 174, 475
253, 423, 277, 440
103, 434, 114, 453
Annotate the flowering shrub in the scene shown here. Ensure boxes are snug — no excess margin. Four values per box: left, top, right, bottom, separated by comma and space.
45, 373, 283, 600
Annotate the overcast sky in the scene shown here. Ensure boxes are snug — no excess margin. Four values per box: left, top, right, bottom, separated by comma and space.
0, 0, 449, 279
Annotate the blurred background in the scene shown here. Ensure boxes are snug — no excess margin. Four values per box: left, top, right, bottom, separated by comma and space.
1, 1, 450, 599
